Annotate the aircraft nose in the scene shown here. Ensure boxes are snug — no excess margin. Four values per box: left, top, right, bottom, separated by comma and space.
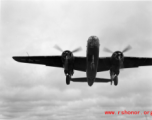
88, 36, 99, 48
88, 36, 99, 42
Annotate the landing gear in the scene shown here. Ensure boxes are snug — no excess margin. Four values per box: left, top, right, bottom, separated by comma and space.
110, 72, 115, 85
66, 74, 71, 85
65, 70, 73, 85
110, 75, 118, 86
114, 76, 118, 86
110, 68, 119, 86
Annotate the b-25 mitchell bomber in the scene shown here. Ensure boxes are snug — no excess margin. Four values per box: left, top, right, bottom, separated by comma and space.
13, 36, 152, 86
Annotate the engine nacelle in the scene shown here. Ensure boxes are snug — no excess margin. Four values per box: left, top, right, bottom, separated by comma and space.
111, 51, 124, 68
61, 50, 74, 76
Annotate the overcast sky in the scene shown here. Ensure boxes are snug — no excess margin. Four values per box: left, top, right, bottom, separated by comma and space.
1, 0, 152, 120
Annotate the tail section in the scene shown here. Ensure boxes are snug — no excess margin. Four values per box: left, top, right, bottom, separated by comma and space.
71, 78, 111, 83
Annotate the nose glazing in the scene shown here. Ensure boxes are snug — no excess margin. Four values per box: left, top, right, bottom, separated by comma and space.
88, 36, 99, 47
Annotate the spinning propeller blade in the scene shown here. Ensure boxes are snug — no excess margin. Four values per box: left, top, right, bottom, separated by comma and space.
54, 45, 63, 52
72, 47, 82, 53
54, 45, 82, 53
122, 45, 132, 53
103, 45, 132, 53
103, 47, 113, 53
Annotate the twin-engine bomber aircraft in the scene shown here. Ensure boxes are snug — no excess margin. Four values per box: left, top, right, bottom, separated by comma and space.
13, 36, 152, 86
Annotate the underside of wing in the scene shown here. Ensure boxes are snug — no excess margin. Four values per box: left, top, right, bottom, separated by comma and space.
13, 56, 87, 71
97, 56, 152, 71
13, 56, 63, 68
74, 57, 86, 72
13, 56, 152, 71
123, 57, 152, 68
97, 57, 111, 72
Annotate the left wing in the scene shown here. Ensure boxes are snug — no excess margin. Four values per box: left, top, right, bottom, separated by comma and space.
13, 56, 87, 71
97, 57, 111, 72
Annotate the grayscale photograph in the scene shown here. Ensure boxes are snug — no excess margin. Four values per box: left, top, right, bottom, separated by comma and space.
1, 0, 152, 120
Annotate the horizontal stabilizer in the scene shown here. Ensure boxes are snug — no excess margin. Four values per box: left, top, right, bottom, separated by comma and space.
71, 78, 87, 82
95, 78, 111, 82
71, 78, 111, 82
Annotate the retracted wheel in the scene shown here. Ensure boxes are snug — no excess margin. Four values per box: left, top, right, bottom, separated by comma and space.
110, 73, 115, 85
66, 75, 71, 85
114, 76, 118, 86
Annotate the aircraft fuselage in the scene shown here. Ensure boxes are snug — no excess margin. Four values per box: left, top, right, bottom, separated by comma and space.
86, 36, 100, 86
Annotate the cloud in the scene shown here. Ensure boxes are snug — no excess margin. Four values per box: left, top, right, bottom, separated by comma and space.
1, 0, 152, 120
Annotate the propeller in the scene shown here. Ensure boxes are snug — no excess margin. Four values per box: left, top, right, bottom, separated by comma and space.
122, 45, 132, 53
72, 47, 82, 53
103, 48, 113, 53
54, 45, 82, 53
54, 45, 63, 52
103, 45, 132, 53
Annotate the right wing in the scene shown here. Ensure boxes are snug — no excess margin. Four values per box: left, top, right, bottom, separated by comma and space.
13, 56, 63, 68
13, 56, 87, 72
73, 56, 86, 71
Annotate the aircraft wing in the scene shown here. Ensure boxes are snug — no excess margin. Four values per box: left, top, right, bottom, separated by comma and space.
13, 56, 63, 68
97, 57, 111, 72
97, 57, 152, 72
13, 56, 152, 72
13, 56, 87, 71
123, 57, 152, 68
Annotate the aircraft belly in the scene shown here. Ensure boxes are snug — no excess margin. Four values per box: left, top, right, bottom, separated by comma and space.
87, 46, 99, 86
